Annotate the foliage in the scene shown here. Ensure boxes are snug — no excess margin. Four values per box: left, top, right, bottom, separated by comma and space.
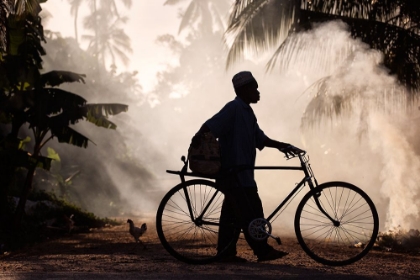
164, 0, 229, 34
0, 189, 121, 251
226, 0, 420, 92
0, 0, 128, 230
224, 0, 420, 128
377, 226, 420, 254
39, 25, 160, 218
67, 0, 133, 69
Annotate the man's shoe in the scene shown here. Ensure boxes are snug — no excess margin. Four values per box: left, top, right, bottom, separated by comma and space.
257, 249, 289, 262
218, 255, 248, 263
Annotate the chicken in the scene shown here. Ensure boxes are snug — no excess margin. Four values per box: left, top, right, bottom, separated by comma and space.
127, 219, 147, 249
63, 214, 75, 233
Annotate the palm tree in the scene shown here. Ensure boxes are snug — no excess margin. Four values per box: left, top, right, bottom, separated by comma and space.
82, 8, 132, 67
225, 1, 420, 97
164, 0, 230, 34
67, 0, 132, 66
67, 0, 83, 43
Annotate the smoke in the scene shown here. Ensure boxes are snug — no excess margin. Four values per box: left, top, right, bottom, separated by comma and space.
40, 3, 420, 232
279, 21, 420, 231
368, 113, 420, 229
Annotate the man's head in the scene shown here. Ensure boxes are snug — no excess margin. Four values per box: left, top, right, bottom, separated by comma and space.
232, 71, 260, 104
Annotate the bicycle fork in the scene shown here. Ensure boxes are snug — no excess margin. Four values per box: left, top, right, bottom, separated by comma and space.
308, 180, 340, 226
182, 182, 221, 226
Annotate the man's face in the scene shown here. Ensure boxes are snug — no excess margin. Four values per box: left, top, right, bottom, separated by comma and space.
239, 83, 260, 104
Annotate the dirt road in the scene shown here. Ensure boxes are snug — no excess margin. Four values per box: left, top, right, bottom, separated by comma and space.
1, 218, 419, 280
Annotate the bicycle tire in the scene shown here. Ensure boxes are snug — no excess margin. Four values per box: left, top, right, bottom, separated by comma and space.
156, 179, 239, 264
294, 181, 379, 266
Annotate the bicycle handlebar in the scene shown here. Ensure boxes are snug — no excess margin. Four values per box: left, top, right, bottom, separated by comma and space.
284, 150, 307, 160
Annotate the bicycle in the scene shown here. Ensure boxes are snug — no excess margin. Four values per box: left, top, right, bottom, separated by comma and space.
156, 152, 379, 266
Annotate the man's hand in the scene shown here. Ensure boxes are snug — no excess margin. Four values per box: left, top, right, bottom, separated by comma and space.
279, 145, 305, 158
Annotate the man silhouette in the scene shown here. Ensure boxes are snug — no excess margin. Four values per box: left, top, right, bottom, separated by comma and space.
192, 71, 304, 262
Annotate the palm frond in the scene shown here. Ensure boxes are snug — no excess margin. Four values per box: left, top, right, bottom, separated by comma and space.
227, 0, 420, 92
301, 72, 408, 128
266, 20, 356, 74
210, 0, 230, 31
294, 9, 420, 92
14, 0, 43, 16
301, 92, 353, 129
301, 0, 374, 19
41, 71, 86, 87
164, 0, 187, 5
0, 1, 10, 52
225, 0, 297, 68
119, 0, 132, 8
50, 125, 90, 148
178, 0, 198, 34
111, 45, 130, 66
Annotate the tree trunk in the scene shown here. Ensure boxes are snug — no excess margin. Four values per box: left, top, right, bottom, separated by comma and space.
1, 134, 22, 222
0, 164, 14, 218
12, 164, 36, 230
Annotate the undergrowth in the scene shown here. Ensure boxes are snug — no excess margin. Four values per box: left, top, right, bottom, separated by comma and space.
0, 190, 121, 252
376, 226, 420, 254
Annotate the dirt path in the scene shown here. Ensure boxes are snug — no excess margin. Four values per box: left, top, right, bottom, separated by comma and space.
1, 218, 420, 280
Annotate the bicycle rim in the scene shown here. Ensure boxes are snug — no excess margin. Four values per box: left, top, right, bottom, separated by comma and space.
156, 179, 238, 264
295, 181, 379, 266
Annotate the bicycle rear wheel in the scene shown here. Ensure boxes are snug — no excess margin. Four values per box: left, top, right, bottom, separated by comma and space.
156, 179, 239, 264
295, 181, 379, 266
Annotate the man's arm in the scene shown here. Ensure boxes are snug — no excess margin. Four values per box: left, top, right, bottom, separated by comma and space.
264, 137, 290, 150
264, 137, 305, 158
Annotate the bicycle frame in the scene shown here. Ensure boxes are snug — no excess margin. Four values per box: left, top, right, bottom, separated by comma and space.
160, 153, 379, 266
166, 153, 338, 228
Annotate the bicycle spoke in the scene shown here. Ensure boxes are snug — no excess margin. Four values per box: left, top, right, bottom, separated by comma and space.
157, 180, 239, 264
295, 182, 379, 266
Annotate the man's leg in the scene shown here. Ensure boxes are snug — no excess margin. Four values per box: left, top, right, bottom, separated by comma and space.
228, 187, 288, 261
217, 182, 287, 261
217, 195, 241, 256
233, 187, 273, 257
217, 175, 241, 256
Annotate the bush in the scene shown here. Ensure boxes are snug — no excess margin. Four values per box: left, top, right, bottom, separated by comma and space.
0, 190, 121, 252
376, 226, 420, 254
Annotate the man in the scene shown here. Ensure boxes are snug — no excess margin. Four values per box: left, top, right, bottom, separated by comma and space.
192, 71, 304, 262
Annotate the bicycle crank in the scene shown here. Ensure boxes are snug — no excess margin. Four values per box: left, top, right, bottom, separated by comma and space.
248, 218, 282, 245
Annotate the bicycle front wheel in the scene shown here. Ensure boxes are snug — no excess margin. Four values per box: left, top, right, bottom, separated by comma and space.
156, 179, 238, 264
295, 181, 379, 266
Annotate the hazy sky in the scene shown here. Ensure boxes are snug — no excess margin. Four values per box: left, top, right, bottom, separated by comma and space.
43, 0, 180, 91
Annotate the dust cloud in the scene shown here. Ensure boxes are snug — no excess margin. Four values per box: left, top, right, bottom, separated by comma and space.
40, 2, 419, 233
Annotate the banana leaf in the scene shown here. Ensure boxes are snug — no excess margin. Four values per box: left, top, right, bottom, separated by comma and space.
41, 71, 86, 87
82, 104, 128, 129
50, 125, 90, 148
83, 103, 129, 117
40, 88, 87, 114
